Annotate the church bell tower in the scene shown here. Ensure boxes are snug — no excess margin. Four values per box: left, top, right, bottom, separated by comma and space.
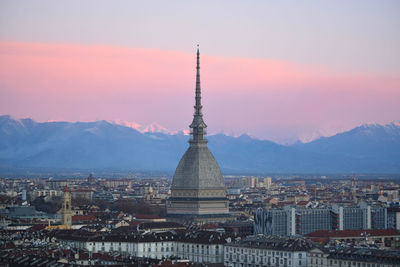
62, 185, 72, 229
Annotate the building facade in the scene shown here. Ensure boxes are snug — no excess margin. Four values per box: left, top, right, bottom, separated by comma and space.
308, 247, 400, 267
57, 230, 226, 264
388, 207, 400, 230
255, 204, 387, 236
306, 229, 400, 249
224, 236, 313, 267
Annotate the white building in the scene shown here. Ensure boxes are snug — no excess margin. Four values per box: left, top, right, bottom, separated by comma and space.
31, 189, 63, 200
56, 230, 227, 264
307, 247, 329, 267
224, 236, 313, 267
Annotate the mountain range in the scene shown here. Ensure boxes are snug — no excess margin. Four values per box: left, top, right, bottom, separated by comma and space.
0, 115, 399, 174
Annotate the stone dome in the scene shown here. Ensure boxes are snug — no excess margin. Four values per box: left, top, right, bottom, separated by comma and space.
171, 143, 225, 190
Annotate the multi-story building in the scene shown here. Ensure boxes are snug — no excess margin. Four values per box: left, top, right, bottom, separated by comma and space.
306, 229, 400, 249
296, 208, 334, 235
30, 189, 63, 200
255, 203, 387, 236
103, 179, 131, 189
46, 180, 69, 190
175, 231, 225, 263
56, 230, 227, 264
339, 206, 366, 230
388, 207, 400, 230
333, 203, 387, 230
308, 247, 400, 267
224, 236, 314, 267
254, 207, 290, 236
70, 188, 94, 201
307, 247, 329, 267
92, 190, 114, 202
264, 177, 272, 189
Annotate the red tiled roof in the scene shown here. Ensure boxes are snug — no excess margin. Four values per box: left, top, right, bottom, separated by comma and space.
72, 215, 96, 222
202, 223, 218, 229
307, 229, 400, 238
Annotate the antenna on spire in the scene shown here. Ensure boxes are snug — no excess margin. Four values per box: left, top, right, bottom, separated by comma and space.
189, 44, 207, 144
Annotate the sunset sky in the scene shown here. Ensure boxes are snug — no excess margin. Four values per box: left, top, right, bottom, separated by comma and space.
0, 1, 399, 143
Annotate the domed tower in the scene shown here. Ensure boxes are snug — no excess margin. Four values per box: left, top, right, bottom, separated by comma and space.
167, 46, 229, 222
62, 185, 72, 229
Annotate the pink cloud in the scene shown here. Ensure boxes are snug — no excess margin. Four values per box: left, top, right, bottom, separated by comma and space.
0, 41, 399, 142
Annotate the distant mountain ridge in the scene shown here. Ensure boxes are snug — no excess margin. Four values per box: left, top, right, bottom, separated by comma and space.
0, 115, 399, 174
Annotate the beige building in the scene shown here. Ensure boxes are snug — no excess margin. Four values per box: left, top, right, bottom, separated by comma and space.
264, 177, 272, 188
62, 185, 72, 229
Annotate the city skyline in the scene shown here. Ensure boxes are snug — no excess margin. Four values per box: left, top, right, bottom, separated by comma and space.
0, 1, 399, 144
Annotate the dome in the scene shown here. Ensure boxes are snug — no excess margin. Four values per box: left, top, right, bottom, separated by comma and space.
171, 143, 225, 190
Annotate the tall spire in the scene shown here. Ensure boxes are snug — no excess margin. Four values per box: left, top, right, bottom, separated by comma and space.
189, 45, 207, 144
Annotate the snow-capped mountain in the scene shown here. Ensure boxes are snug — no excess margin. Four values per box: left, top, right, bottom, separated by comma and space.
112, 120, 175, 135
0, 115, 399, 173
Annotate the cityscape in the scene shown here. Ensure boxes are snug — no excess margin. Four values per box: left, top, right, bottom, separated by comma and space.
1, 1, 400, 267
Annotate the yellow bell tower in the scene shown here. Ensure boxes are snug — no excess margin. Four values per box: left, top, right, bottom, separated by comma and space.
62, 185, 72, 229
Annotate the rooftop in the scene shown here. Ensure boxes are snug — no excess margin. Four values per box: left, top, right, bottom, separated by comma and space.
327, 247, 400, 264
226, 235, 314, 252
307, 229, 400, 238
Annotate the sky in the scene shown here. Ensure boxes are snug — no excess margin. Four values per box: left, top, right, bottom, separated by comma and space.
0, 0, 399, 144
